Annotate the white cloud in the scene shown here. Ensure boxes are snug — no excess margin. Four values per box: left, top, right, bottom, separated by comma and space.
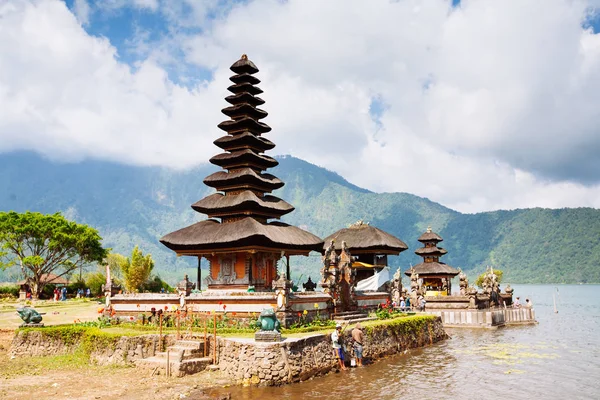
1, 0, 600, 213
72, 0, 90, 26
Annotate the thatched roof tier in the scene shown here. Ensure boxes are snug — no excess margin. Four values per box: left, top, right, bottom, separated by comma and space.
209, 150, 278, 170
227, 82, 263, 95
414, 246, 448, 256
404, 262, 459, 277
230, 55, 259, 74
160, 217, 323, 255
192, 192, 294, 218
221, 104, 268, 121
225, 92, 265, 107
213, 132, 275, 152
217, 116, 271, 134
230, 73, 260, 85
204, 169, 283, 192
322, 224, 408, 255
418, 229, 443, 243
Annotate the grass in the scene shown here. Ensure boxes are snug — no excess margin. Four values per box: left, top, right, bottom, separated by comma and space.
0, 299, 101, 329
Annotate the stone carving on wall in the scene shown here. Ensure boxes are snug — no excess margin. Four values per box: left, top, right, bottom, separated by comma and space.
390, 268, 402, 306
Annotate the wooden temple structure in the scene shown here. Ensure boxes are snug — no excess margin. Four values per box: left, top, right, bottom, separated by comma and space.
319, 221, 408, 312
322, 221, 408, 283
406, 227, 459, 296
160, 54, 323, 292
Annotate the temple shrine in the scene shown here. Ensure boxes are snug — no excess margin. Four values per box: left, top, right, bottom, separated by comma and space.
160, 55, 323, 292
406, 227, 458, 296
322, 221, 408, 284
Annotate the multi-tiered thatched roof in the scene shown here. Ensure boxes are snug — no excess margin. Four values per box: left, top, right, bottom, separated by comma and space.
161, 55, 323, 255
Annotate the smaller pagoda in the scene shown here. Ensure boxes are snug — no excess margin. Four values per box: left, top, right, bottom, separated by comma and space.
406, 227, 458, 296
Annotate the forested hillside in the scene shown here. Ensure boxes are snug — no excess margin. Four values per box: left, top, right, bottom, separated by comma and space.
1, 152, 598, 284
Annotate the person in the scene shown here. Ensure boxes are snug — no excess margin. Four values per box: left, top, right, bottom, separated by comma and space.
525, 298, 532, 308
331, 324, 347, 370
418, 295, 426, 311
53, 288, 59, 302
405, 297, 411, 310
61, 287, 67, 301
399, 298, 406, 312
351, 323, 364, 367
86, 288, 91, 298
513, 297, 521, 308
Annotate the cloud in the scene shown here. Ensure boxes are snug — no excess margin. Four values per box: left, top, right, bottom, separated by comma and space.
1, 0, 600, 213
72, 0, 90, 26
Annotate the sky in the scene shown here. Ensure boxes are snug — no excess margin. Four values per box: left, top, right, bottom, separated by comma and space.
1, 0, 600, 213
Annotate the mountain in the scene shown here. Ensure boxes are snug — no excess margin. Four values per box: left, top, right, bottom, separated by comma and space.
1, 151, 599, 284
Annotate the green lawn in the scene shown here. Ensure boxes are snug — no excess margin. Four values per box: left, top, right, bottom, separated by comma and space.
0, 299, 102, 329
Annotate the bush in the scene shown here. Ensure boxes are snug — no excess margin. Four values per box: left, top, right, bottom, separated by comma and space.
85, 272, 106, 296
0, 284, 19, 298
142, 275, 173, 293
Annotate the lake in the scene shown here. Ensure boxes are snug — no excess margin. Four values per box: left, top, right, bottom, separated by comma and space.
206, 284, 600, 399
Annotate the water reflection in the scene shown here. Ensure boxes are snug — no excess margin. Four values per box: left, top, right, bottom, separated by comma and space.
204, 285, 600, 400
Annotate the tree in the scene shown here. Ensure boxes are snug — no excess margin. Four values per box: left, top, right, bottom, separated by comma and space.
475, 268, 504, 288
121, 246, 154, 293
0, 211, 107, 299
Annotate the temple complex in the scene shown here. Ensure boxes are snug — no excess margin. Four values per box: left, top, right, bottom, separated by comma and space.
406, 227, 458, 296
160, 55, 323, 292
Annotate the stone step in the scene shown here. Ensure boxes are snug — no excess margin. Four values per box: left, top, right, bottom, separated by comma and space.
334, 316, 377, 324
174, 339, 204, 349
136, 356, 213, 377
333, 311, 363, 316
334, 313, 369, 320
167, 346, 205, 358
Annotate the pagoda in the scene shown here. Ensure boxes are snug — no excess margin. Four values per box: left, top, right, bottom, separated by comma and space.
160, 55, 323, 291
405, 227, 459, 296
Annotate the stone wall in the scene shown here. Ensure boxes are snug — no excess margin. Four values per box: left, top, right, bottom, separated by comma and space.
213, 316, 445, 386
10, 331, 176, 365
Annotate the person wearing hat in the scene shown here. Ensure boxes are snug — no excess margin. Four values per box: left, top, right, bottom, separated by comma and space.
331, 324, 347, 370
351, 322, 364, 367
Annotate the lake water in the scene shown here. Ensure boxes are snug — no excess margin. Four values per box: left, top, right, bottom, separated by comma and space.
205, 285, 600, 399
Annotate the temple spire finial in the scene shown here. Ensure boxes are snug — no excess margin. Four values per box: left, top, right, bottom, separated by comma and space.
241, 54, 248, 60
427, 226, 432, 233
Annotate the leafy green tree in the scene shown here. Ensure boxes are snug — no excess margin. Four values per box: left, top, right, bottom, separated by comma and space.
121, 246, 154, 293
475, 268, 504, 288
0, 211, 107, 299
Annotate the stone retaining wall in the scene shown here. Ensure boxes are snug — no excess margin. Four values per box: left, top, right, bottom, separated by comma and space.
213, 316, 446, 386
10, 331, 176, 365
426, 307, 537, 328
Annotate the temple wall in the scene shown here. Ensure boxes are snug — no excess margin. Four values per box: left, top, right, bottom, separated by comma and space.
213, 315, 446, 386
10, 330, 176, 364
234, 253, 246, 279
425, 307, 536, 328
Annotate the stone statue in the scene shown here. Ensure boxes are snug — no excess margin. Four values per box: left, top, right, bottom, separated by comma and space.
254, 307, 282, 342
256, 307, 281, 331
391, 268, 402, 306
177, 274, 195, 296
272, 273, 291, 310
16, 306, 43, 326
458, 268, 468, 296
303, 276, 317, 292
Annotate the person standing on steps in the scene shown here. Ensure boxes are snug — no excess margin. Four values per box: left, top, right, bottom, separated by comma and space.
332, 324, 347, 370
351, 322, 364, 367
